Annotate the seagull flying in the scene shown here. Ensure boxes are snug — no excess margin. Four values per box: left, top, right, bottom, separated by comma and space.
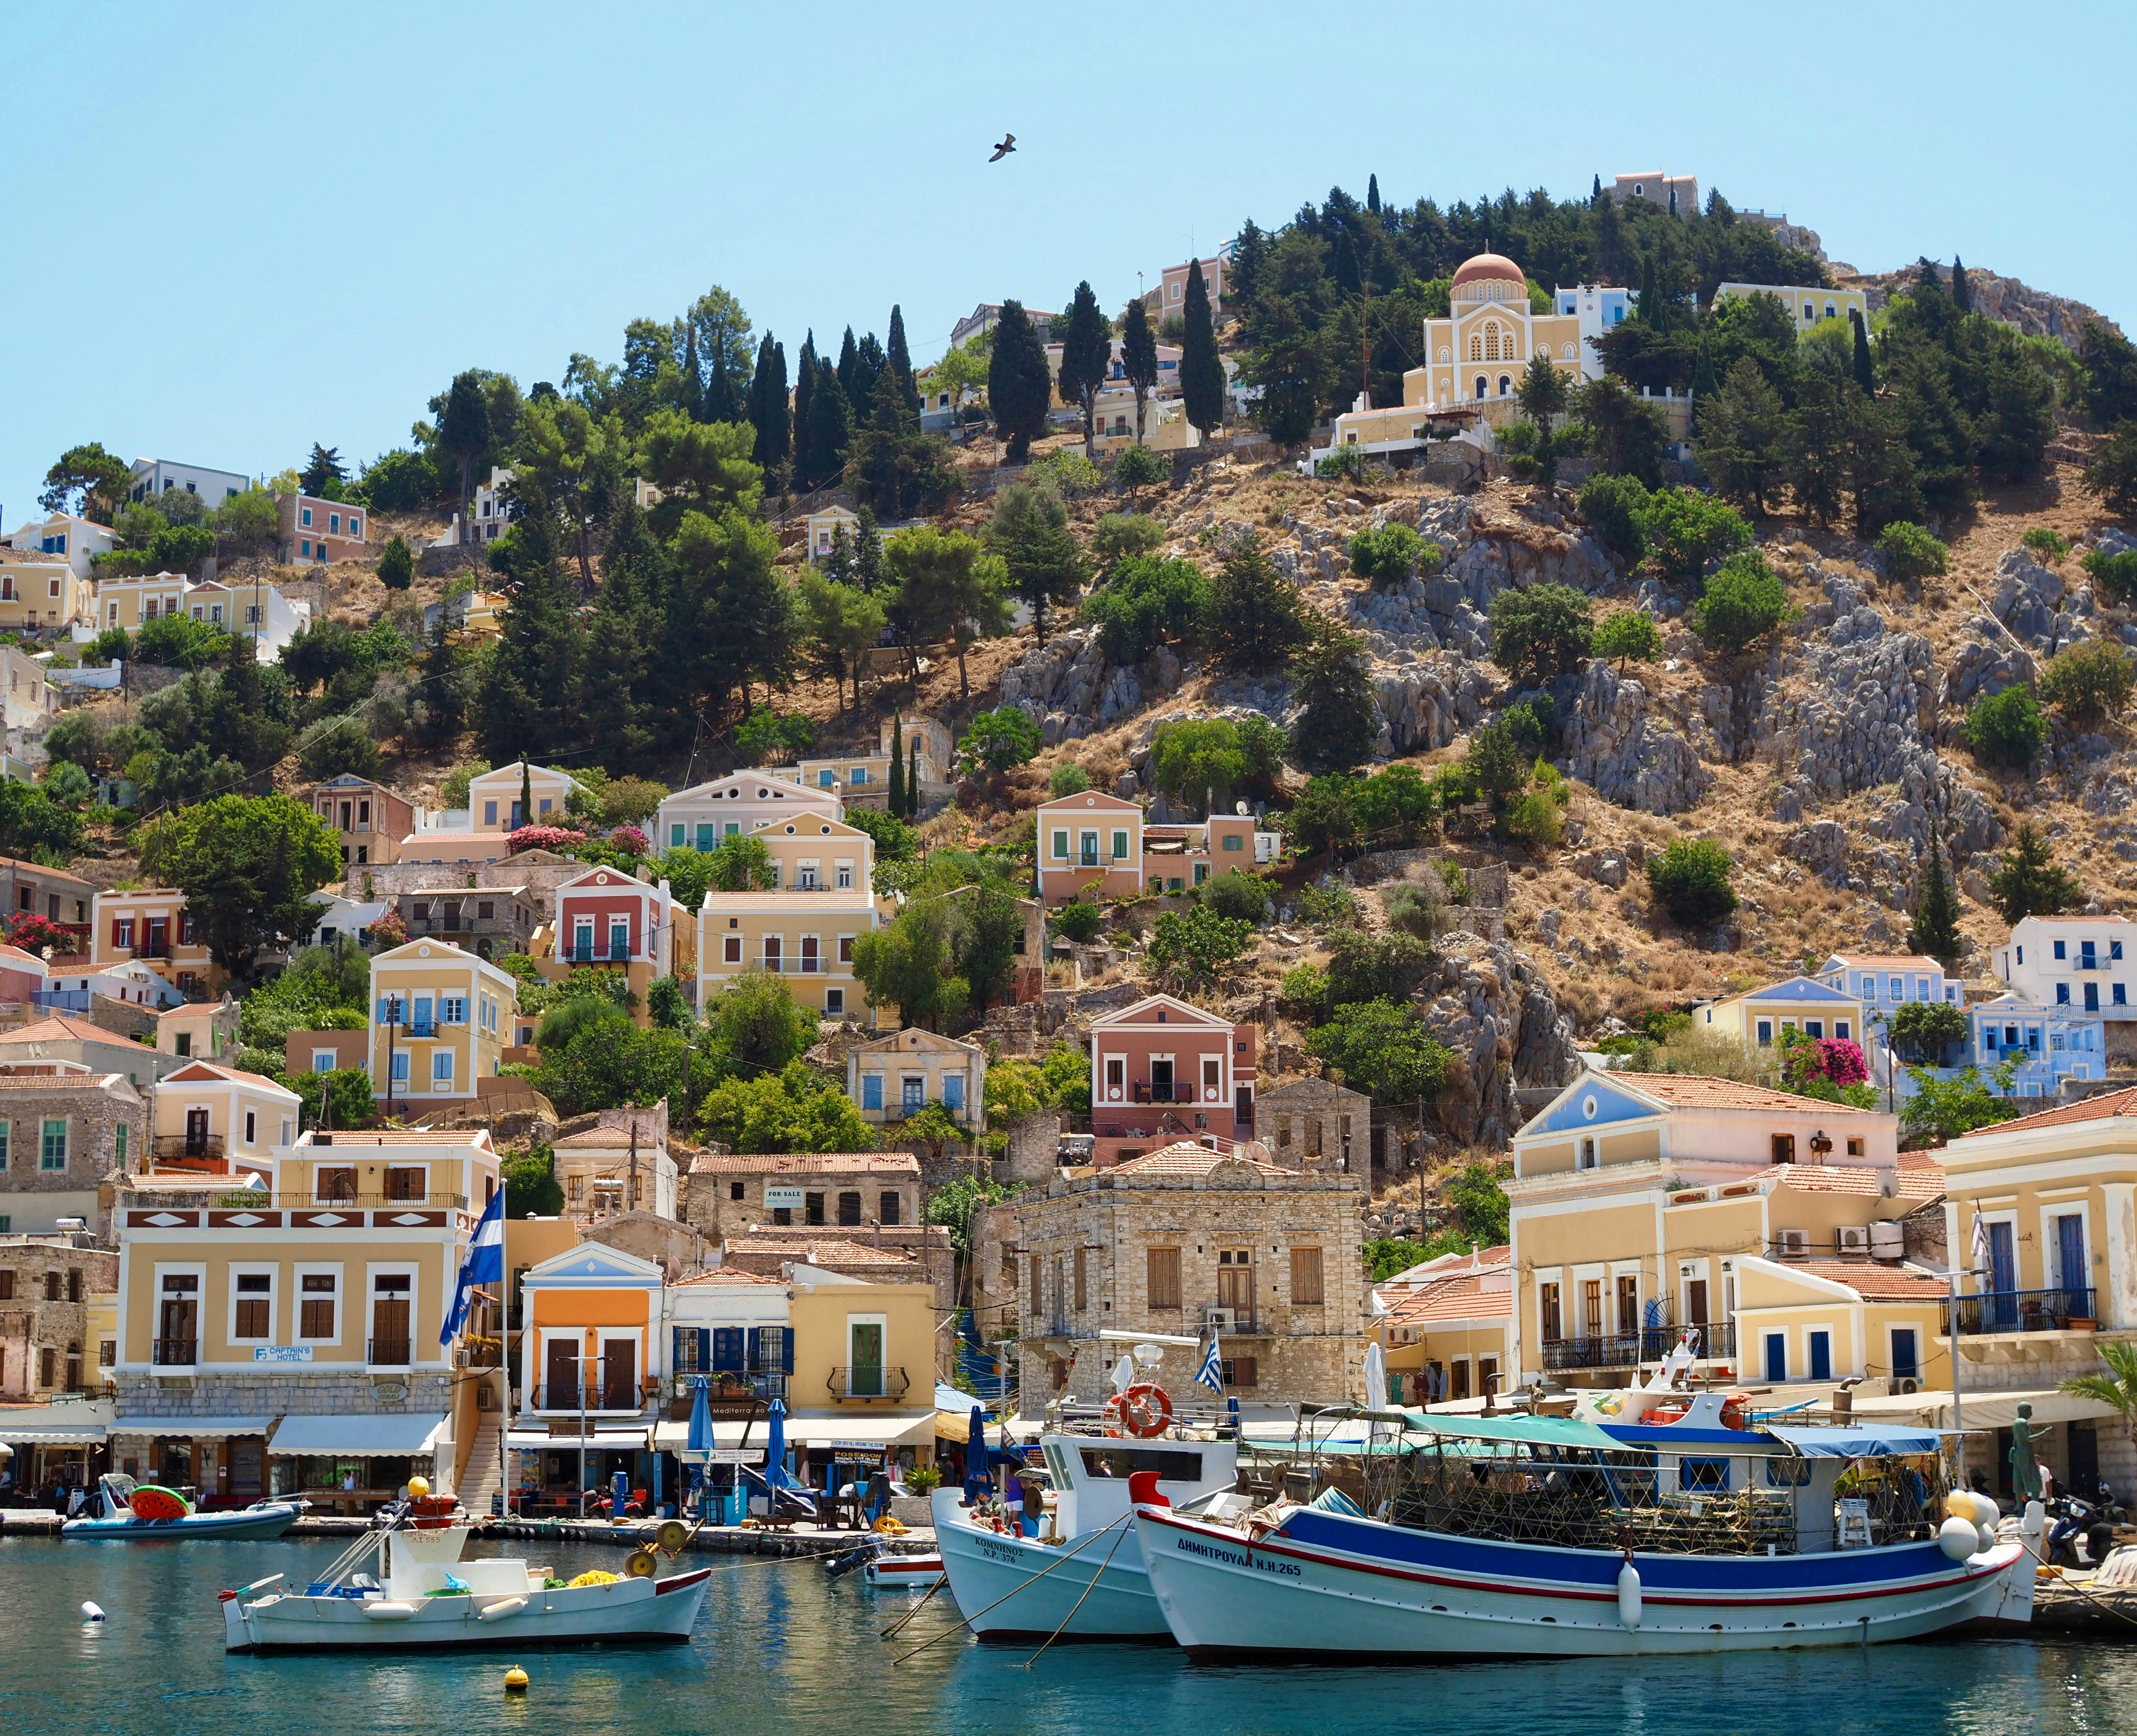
989, 134, 1016, 163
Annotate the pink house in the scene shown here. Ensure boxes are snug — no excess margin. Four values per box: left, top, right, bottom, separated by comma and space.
1033, 790, 1281, 906
1088, 993, 1256, 1165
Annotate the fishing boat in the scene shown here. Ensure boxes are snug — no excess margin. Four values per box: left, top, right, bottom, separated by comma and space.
220, 1498, 711, 1653
63, 1473, 305, 1541
1132, 1389, 2038, 1660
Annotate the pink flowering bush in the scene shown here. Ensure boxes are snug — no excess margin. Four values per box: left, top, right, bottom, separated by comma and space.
609, 825, 650, 857
1781, 1031, 1873, 1106
507, 825, 588, 855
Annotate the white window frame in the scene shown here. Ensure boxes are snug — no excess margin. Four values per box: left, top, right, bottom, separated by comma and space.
845, 1311, 888, 1397
366, 1262, 422, 1367
433, 1049, 456, 1087
228, 1263, 278, 1346
594, 1326, 642, 1410
293, 1262, 345, 1350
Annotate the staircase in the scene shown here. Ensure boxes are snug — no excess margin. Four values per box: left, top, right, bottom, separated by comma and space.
956, 1309, 1013, 1411
455, 1419, 504, 1513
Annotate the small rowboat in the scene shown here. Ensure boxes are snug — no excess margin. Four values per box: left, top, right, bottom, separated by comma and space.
863, 1551, 943, 1589
64, 1474, 305, 1541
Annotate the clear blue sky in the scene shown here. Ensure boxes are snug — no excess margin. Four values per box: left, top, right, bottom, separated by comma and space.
7, 1, 2130, 522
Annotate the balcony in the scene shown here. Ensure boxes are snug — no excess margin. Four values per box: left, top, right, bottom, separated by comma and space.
129, 943, 171, 960
204, 1190, 471, 1211
1204, 1310, 1262, 1335
1131, 1081, 1204, 1105
367, 1337, 412, 1368
32, 989, 93, 1014
154, 1133, 225, 1161
1945, 1287, 2097, 1335
668, 1371, 788, 1415
530, 1382, 646, 1415
827, 1365, 911, 1402
152, 1337, 197, 1367
566, 943, 636, 965
757, 956, 825, 974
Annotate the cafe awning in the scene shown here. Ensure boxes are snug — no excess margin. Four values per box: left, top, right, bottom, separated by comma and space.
112, 1415, 272, 1439
650, 1419, 772, 1454
269, 1414, 448, 1456
0, 1401, 114, 1446
781, 1409, 938, 1449
504, 1425, 651, 1452
1766, 1423, 1945, 1458
1848, 1387, 2123, 1433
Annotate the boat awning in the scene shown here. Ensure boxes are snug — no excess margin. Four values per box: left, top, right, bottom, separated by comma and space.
112, 1415, 272, 1439
650, 1419, 772, 1453
781, 1410, 938, 1449
504, 1426, 650, 1452
269, 1414, 448, 1456
1766, 1423, 1945, 1458
1404, 1412, 1625, 1452
0, 1402, 113, 1446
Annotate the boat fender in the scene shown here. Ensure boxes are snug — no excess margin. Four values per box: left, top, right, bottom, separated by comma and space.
477, 1596, 528, 1623
1127, 1471, 1169, 1509
1937, 1515, 1980, 1561
81, 1602, 104, 1623
363, 1602, 420, 1620
1616, 1557, 1640, 1630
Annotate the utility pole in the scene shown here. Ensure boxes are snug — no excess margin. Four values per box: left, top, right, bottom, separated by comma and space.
628, 1117, 639, 1214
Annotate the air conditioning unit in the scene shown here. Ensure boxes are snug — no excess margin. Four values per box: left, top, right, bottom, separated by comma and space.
1204, 1307, 1237, 1332
1776, 1229, 1809, 1259
1895, 1377, 1920, 1395
1836, 1225, 1870, 1256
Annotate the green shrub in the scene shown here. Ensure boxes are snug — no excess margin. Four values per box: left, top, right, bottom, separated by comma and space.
1110, 445, 1166, 491
1200, 868, 1271, 924
2020, 528, 2069, 562
2083, 548, 2137, 605
1315, 447, 1372, 481
1381, 881, 1442, 943
1590, 607, 1662, 671
1079, 554, 1210, 663
1693, 551, 1796, 655
1964, 685, 2047, 767
1051, 900, 1103, 944
1645, 838, 1738, 926
1306, 999, 1455, 1104
1499, 696, 1559, 756
1875, 521, 1949, 581
1635, 488, 1753, 587
1578, 473, 1649, 563
956, 706, 1042, 774
134, 613, 231, 668
1489, 583, 1594, 684
1090, 512, 1165, 567
1348, 522, 1440, 588
2037, 639, 2134, 726
1028, 449, 1104, 497
1296, 882, 1357, 925
376, 534, 415, 590
1048, 762, 1091, 797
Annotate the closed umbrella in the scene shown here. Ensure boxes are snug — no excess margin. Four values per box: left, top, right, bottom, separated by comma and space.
963, 1404, 990, 1502
765, 1397, 792, 1489
1364, 1342, 1389, 1414
684, 1375, 712, 1520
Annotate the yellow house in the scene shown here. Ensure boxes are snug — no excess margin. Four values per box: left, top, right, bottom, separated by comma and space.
110, 1127, 504, 1508
782, 1265, 939, 1470
91, 888, 219, 997
368, 940, 517, 1110
93, 569, 196, 631
846, 1028, 987, 1130
464, 760, 584, 833
1715, 281, 1870, 335
1696, 974, 1865, 1052
1732, 1256, 1952, 1388
0, 547, 90, 630
1373, 1247, 1512, 1406
696, 816, 884, 1019
1506, 1071, 1938, 1388
152, 1059, 301, 1173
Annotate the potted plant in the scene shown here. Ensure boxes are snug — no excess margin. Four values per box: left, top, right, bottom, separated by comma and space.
905, 1464, 941, 1494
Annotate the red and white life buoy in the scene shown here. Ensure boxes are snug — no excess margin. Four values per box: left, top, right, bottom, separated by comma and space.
1102, 1382, 1173, 1439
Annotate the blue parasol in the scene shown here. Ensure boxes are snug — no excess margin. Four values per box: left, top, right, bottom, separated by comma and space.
1227, 1395, 1241, 1435
686, 1374, 712, 1458
963, 1403, 991, 1502
765, 1396, 795, 1490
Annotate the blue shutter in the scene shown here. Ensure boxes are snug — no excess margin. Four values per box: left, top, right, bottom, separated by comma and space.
712, 1327, 744, 1372
745, 1327, 762, 1372
375, 997, 388, 1022
699, 1328, 711, 1372
779, 1326, 793, 1375
862, 1074, 882, 1111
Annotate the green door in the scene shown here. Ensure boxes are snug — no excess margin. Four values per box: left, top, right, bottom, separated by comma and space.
849, 1321, 884, 1398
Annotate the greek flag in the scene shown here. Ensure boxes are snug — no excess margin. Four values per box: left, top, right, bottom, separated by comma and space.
442, 1188, 506, 1345
1195, 1331, 1223, 1393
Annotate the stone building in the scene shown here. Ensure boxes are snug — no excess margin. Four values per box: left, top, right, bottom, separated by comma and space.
0, 1067, 149, 1238
0, 1234, 117, 1399
719, 1223, 957, 1318
1255, 1077, 1372, 1172
1013, 1141, 1364, 1416
683, 1151, 922, 1246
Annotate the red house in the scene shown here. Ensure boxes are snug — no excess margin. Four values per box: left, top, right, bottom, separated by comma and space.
537, 866, 682, 1026
1088, 993, 1256, 1165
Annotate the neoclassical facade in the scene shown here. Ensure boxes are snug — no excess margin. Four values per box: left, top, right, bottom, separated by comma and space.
1423, 251, 1587, 407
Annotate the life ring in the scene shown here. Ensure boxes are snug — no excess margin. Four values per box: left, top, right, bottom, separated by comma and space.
1719, 1394, 1752, 1431
1110, 1382, 1173, 1439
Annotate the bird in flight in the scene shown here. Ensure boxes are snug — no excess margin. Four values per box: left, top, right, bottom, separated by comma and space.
989, 134, 1016, 162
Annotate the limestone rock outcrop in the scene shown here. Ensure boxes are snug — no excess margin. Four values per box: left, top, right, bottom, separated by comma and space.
1559, 661, 1711, 814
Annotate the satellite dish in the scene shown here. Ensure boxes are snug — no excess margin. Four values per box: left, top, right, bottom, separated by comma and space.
1235, 801, 1250, 816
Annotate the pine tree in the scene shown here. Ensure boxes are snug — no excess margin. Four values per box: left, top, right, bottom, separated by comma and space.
1951, 256, 1972, 315
791, 333, 817, 489
887, 305, 919, 414
986, 481, 1090, 647
808, 359, 851, 488
1850, 309, 1876, 392
1181, 260, 1226, 436
986, 301, 1054, 464
1288, 618, 1377, 775
887, 715, 906, 818
578, 515, 659, 773
479, 513, 578, 762
1987, 823, 2086, 923
1908, 824, 1964, 964
1057, 280, 1110, 461
1367, 174, 1381, 216
1120, 296, 1159, 444
747, 332, 789, 476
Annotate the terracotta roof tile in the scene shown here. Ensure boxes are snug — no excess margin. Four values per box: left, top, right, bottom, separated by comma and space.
1773, 1163, 1944, 1199
1611, 1073, 1875, 1114
1823, 954, 1945, 970
1382, 1272, 1512, 1326
1790, 1261, 1950, 1299
1109, 1140, 1289, 1178
0, 1014, 143, 1047
1957, 1084, 2137, 1137
687, 1152, 919, 1176
672, 1266, 785, 1287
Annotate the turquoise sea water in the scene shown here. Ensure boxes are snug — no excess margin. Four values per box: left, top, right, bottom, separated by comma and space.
4, 1532, 2136, 1735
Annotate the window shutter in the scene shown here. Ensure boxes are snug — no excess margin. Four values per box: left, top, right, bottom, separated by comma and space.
713, 1327, 744, 1372
744, 1327, 761, 1370
698, 1328, 711, 1371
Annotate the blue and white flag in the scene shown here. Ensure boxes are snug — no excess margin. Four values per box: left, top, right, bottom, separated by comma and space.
442, 1188, 506, 1345
1195, 1331, 1223, 1393
1970, 1208, 1991, 1278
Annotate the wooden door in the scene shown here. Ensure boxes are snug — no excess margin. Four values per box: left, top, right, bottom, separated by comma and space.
546, 1337, 580, 1410
601, 1338, 635, 1410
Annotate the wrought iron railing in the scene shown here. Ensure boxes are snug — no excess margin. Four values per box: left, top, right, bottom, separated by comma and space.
367, 1337, 412, 1366
154, 1133, 225, 1160
1945, 1286, 2096, 1335
1539, 1322, 1680, 1372
828, 1365, 910, 1402
529, 1382, 646, 1413
152, 1337, 197, 1367
1132, 1081, 1200, 1104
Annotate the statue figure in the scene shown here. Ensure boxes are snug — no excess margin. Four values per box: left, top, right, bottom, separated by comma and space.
2008, 1400, 2044, 1503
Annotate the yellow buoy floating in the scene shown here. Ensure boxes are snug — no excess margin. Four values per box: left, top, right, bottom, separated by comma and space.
503, 1665, 529, 1694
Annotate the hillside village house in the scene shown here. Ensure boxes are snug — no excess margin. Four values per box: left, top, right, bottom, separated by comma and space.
656, 770, 841, 853
0, 643, 61, 748
1929, 1087, 2137, 1497
757, 715, 955, 813
1612, 170, 1700, 211
38, 958, 185, 1018
91, 568, 196, 631
367, 940, 516, 1109
129, 457, 250, 506
517, 1239, 665, 1421
439, 466, 516, 547
846, 1028, 985, 1130
805, 504, 860, 561
1087, 993, 1256, 1165
92, 888, 217, 997
187, 577, 313, 660
0, 547, 90, 632
1715, 281, 1871, 334
695, 816, 882, 1018
277, 492, 367, 564
397, 760, 587, 868
157, 996, 239, 1064
0, 1235, 117, 1405
1730, 1255, 1953, 1391
661, 1266, 792, 1426
1816, 953, 1962, 1020
550, 1106, 676, 1224
0, 1068, 148, 1235
535, 866, 681, 1018
0, 1014, 179, 1092
950, 302, 1056, 350
151, 1059, 300, 1171
0, 855, 94, 941
0, 941, 47, 1014
781, 1264, 940, 1464
1373, 1245, 1512, 1405
684, 1150, 922, 1245
1032, 790, 1279, 906
1154, 250, 1230, 319
1995, 916, 2137, 1034
1694, 974, 1863, 1051
5, 511, 118, 580
1255, 1076, 1372, 1171
1505, 1072, 1943, 1390
309, 773, 415, 868
109, 1128, 503, 1510
1015, 1140, 1363, 1415
392, 882, 536, 960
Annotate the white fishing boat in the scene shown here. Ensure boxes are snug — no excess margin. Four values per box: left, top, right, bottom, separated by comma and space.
221, 1499, 710, 1653
1132, 1391, 2037, 1660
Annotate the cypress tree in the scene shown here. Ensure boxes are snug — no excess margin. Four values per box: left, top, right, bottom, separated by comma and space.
791, 333, 817, 488
1691, 331, 1719, 401
1120, 295, 1159, 443
1667, 187, 1677, 217
1180, 260, 1226, 436
416, 600, 468, 752
1057, 280, 1111, 461
1850, 309, 1876, 393
853, 332, 886, 410
704, 338, 737, 424
836, 327, 861, 404
1951, 256, 1972, 315
681, 324, 703, 420
887, 715, 906, 817
1330, 225, 1362, 295
887, 305, 919, 413
1637, 254, 1662, 330
519, 760, 534, 830
986, 300, 1054, 464
1367, 173, 1381, 216
748, 332, 790, 476
1908, 824, 1963, 964
808, 359, 851, 488
1591, 172, 1603, 204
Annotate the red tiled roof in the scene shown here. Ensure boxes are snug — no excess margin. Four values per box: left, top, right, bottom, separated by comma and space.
687, 1152, 919, 1176
1824, 954, 1944, 970
1774, 1163, 1944, 1200
1791, 1261, 1950, 1299
1383, 1273, 1512, 1326
672, 1266, 784, 1287
1958, 1084, 2137, 1137
1612, 1073, 1875, 1114
0, 1014, 142, 1047
1110, 1141, 1289, 1179
163, 1059, 296, 1094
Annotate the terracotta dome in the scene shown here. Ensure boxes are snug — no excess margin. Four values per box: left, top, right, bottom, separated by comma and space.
1451, 251, 1525, 289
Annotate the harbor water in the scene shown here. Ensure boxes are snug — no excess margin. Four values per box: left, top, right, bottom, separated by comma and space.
5, 1533, 2137, 1735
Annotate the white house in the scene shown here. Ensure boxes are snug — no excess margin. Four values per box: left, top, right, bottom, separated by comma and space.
4, 513, 117, 582
309, 892, 389, 947
656, 771, 842, 854
128, 458, 251, 507
1994, 917, 2137, 1021
38, 958, 185, 1016
187, 578, 313, 661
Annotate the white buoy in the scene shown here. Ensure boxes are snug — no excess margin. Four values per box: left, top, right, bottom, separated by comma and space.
1937, 1515, 1979, 1561
1616, 1559, 1641, 1629
80, 1602, 105, 1622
